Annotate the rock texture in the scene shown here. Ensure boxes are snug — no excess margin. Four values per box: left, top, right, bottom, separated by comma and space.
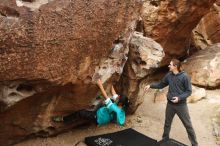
182, 43, 220, 88
120, 31, 164, 112
141, 0, 216, 64
0, 0, 217, 146
0, 0, 140, 83
128, 31, 164, 79
193, 0, 220, 50
0, 0, 142, 145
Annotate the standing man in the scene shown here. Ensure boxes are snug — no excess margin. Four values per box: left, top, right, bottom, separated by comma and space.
145, 58, 198, 146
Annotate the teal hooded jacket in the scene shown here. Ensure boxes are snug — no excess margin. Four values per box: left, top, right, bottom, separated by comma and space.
96, 98, 125, 126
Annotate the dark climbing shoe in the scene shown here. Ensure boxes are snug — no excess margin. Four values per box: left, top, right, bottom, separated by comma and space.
52, 116, 63, 122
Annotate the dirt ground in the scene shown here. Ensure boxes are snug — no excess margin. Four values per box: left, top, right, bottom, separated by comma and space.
14, 89, 220, 146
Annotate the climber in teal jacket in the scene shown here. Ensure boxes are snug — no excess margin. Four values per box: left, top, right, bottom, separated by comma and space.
52, 79, 129, 126
95, 79, 128, 125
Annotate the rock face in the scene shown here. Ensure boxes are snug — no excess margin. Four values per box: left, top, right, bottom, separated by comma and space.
128, 31, 164, 79
183, 43, 220, 88
0, 0, 142, 145
0, 0, 216, 146
141, 0, 215, 64
193, 0, 220, 50
121, 31, 164, 112
0, 0, 140, 83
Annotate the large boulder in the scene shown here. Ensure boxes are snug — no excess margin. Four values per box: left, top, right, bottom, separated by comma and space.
192, 0, 220, 50
128, 31, 164, 79
183, 43, 220, 88
0, 0, 142, 145
141, 0, 215, 64
0, 0, 141, 83
120, 31, 164, 112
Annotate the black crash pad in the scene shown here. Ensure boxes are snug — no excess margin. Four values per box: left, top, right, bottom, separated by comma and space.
158, 138, 187, 146
85, 128, 158, 146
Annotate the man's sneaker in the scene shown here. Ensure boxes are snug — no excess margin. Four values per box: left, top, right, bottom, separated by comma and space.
52, 116, 63, 122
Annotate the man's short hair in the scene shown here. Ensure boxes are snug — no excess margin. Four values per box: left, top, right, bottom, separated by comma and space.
171, 58, 183, 72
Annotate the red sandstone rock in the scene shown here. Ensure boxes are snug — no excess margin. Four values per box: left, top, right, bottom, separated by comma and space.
183, 43, 220, 88
141, 0, 215, 64
193, 0, 220, 49
0, 0, 141, 145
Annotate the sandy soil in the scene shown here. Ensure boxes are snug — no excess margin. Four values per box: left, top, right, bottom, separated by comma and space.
14, 89, 220, 146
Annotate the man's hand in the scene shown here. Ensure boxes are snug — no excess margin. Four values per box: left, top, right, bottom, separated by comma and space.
144, 85, 150, 92
171, 96, 179, 103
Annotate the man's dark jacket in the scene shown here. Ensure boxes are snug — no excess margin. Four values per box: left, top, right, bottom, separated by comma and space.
150, 71, 192, 105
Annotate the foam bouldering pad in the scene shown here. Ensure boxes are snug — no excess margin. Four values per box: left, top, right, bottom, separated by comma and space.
85, 128, 158, 146
158, 138, 187, 146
